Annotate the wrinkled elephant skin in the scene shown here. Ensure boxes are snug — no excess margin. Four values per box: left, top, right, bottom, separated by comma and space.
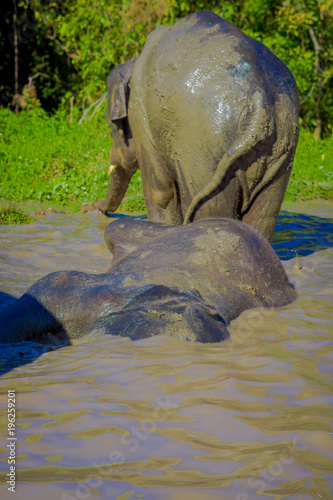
0, 218, 296, 344
100, 11, 299, 242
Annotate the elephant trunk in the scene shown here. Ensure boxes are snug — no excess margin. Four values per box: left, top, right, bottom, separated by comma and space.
99, 164, 134, 213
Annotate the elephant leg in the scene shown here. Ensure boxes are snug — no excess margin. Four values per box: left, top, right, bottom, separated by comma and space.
99, 164, 134, 213
138, 146, 183, 225
242, 163, 292, 242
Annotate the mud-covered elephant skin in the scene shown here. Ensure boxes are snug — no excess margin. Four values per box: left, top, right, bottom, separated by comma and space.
0, 218, 296, 345
99, 10, 299, 242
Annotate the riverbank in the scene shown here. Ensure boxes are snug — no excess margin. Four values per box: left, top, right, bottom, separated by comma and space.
0, 108, 332, 223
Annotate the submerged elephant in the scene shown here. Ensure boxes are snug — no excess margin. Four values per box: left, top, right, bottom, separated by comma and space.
99, 10, 299, 242
0, 218, 296, 344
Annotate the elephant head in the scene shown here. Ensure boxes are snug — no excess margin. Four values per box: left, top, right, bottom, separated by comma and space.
99, 59, 139, 214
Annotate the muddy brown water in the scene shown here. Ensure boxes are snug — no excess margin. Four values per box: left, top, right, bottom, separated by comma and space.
0, 202, 332, 500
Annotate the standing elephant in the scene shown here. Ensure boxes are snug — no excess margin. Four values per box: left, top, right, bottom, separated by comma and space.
99, 11, 299, 241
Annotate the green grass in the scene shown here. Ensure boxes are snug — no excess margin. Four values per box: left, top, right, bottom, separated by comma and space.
0, 107, 144, 215
0, 108, 108, 209
0, 108, 332, 223
285, 129, 333, 201
0, 207, 34, 224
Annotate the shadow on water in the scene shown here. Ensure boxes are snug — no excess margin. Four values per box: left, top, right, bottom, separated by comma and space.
0, 341, 53, 375
272, 210, 333, 260
0, 291, 65, 375
0, 291, 16, 315
105, 212, 147, 220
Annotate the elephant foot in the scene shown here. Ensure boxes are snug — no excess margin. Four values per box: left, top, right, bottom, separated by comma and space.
98, 199, 113, 215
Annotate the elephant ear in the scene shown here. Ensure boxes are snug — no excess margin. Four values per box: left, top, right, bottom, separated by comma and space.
111, 73, 128, 121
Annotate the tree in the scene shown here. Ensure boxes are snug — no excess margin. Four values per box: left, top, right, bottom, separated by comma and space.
1, 0, 332, 136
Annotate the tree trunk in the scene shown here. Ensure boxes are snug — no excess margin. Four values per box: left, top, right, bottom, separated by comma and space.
13, 0, 19, 115
309, 27, 324, 140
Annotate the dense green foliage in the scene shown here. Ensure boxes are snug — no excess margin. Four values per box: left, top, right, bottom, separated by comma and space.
0, 206, 34, 224
1, 0, 332, 136
0, 109, 331, 218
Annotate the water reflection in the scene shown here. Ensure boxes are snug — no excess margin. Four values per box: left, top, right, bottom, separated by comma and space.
0, 291, 16, 315
0, 204, 332, 499
273, 210, 333, 260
